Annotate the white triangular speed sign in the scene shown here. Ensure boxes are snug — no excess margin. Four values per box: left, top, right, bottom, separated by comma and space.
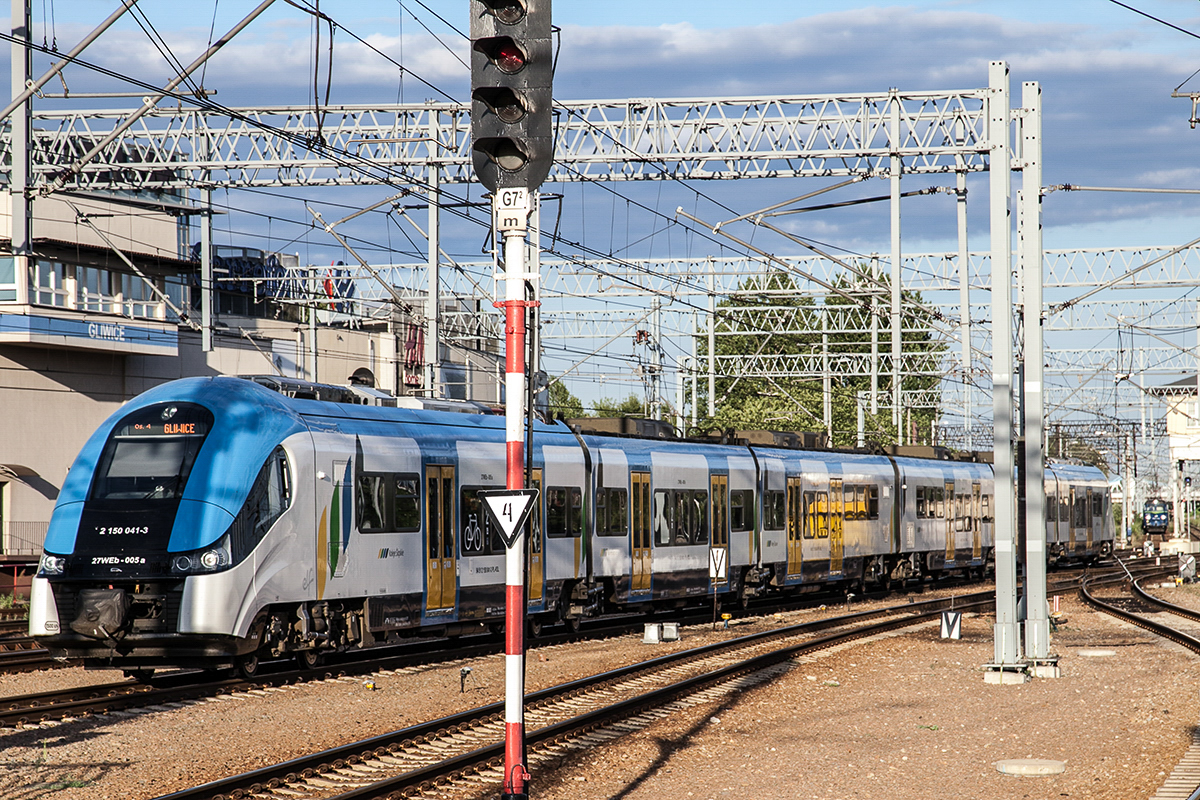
480, 489, 539, 549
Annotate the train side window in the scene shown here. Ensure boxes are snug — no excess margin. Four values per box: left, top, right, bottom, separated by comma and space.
569, 487, 583, 537
1073, 495, 1086, 527
596, 488, 609, 535
955, 495, 964, 531
654, 489, 675, 545
816, 491, 829, 538
596, 487, 628, 535
394, 475, 421, 531
460, 487, 495, 555
547, 487, 569, 538
1046, 495, 1057, 522
915, 487, 927, 519
1091, 493, 1102, 522
730, 489, 754, 532
1060, 496, 1070, 522
691, 489, 705, 544
981, 494, 993, 523
610, 488, 629, 535
356, 474, 388, 533
229, 447, 292, 562
933, 487, 944, 519
867, 485, 880, 519
802, 491, 815, 539
765, 490, 785, 530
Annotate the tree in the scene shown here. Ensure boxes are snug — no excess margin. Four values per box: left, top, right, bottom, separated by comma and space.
547, 379, 585, 419
593, 394, 645, 417
693, 268, 946, 448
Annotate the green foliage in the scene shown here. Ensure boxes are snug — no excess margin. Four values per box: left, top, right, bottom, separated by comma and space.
547, 378, 585, 419
1046, 432, 1110, 475
0, 592, 25, 610
694, 269, 946, 447
593, 394, 645, 417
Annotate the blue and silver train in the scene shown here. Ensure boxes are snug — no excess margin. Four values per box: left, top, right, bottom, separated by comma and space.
28, 376, 1113, 675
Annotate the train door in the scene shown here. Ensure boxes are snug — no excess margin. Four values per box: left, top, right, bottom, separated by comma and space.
829, 478, 844, 574
944, 480, 955, 563
787, 476, 803, 578
528, 469, 544, 605
971, 483, 982, 560
710, 474, 729, 586
631, 472, 652, 593
424, 465, 456, 614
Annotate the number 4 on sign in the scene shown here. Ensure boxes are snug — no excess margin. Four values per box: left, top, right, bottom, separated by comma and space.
480, 489, 540, 549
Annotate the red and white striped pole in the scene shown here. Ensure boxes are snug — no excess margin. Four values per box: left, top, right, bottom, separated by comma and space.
497, 188, 532, 800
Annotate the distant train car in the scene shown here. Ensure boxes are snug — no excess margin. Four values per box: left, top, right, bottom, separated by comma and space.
1045, 462, 1115, 564
27, 376, 1113, 677
1142, 498, 1171, 541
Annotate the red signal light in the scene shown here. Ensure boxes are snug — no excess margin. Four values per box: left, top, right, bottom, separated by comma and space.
474, 36, 527, 74
494, 42, 525, 73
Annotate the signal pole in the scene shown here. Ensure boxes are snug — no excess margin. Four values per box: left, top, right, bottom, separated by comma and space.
498, 188, 534, 800
469, 3, 552, 797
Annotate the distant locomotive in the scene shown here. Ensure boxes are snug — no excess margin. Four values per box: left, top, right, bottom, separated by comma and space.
1142, 498, 1171, 541
28, 376, 1114, 677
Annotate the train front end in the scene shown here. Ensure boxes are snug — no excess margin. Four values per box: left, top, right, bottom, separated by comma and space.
28, 377, 305, 671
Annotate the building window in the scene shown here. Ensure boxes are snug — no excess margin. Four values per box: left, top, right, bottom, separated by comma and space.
0, 257, 15, 302
32, 260, 70, 308
1185, 399, 1200, 430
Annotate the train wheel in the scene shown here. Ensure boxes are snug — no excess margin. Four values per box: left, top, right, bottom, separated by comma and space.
235, 652, 260, 680
564, 616, 581, 635
527, 617, 544, 638
295, 649, 321, 670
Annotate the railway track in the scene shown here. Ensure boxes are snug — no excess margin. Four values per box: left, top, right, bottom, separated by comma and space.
162, 574, 1168, 800
1081, 564, 1200, 800
134, 564, 1145, 800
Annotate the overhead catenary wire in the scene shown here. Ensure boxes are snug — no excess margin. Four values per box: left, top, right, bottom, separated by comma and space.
5, 12, 1008, 420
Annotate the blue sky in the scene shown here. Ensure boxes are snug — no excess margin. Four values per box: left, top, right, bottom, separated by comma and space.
8, 1, 1200, 403
9, 1, 1200, 257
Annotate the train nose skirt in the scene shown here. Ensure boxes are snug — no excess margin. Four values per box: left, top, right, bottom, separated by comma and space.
69, 588, 131, 640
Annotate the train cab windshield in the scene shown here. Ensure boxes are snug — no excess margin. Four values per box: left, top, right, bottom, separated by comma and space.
89, 403, 214, 501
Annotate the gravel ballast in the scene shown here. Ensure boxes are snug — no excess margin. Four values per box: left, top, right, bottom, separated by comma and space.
2, 590, 1197, 800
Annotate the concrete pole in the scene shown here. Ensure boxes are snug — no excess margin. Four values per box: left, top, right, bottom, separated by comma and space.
707, 264, 716, 419
10, 0, 31, 306
308, 269, 318, 381
652, 296, 662, 420
857, 390, 866, 448
675, 355, 685, 433
691, 312, 699, 430
823, 305, 832, 439
201, 189, 212, 351
890, 91, 904, 445
957, 168, 971, 440
425, 158, 441, 397
1125, 431, 1134, 547
1019, 82, 1050, 665
988, 60, 1020, 669
871, 256, 879, 416
1174, 454, 1181, 540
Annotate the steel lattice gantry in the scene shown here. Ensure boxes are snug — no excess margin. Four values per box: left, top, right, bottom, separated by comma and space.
8, 92, 992, 190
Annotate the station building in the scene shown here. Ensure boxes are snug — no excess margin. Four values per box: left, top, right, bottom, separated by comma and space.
0, 189, 501, 594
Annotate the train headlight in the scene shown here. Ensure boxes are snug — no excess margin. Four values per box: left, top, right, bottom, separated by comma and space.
170, 539, 231, 575
37, 554, 66, 576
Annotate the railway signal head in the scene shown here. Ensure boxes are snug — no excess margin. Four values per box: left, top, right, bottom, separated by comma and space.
469, 0, 553, 193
